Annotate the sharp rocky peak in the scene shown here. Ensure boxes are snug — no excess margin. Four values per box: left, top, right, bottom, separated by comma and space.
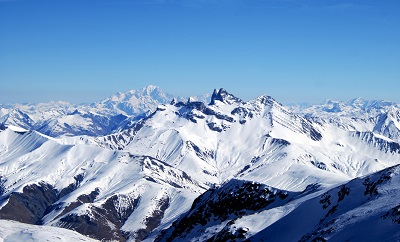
209, 88, 243, 105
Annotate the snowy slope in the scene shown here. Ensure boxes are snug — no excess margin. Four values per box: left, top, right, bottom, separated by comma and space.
0, 127, 206, 241
156, 164, 400, 242
248, 164, 400, 242
0, 219, 98, 242
291, 98, 400, 142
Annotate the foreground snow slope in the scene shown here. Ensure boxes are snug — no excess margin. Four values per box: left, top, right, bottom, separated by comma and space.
0, 219, 98, 242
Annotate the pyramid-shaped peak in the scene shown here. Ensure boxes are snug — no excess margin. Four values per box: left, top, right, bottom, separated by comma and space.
209, 88, 242, 105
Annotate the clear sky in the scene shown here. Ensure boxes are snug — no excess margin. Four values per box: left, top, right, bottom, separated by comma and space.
1, 0, 399, 104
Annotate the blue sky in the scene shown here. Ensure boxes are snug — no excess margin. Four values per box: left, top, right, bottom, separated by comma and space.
1, 0, 399, 104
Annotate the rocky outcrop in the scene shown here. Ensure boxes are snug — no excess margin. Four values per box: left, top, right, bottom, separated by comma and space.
0, 182, 58, 224
156, 180, 296, 242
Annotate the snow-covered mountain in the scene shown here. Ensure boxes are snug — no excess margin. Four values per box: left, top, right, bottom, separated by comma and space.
93, 89, 400, 191
87, 85, 175, 116
0, 126, 205, 241
291, 98, 400, 142
157, 164, 400, 241
1, 87, 400, 241
0, 86, 179, 137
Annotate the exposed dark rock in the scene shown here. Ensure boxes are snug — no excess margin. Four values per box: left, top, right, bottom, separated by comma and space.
186, 101, 205, 111
337, 185, 350, 202
353, 131, 400, 154
270, 137, 290, 146
209, 225, 249, 241
311, 161, 328, 171
363, 177, 379, 196
156, 180, 295, 242
231, 107, 254, 119
78, 188, 100, 203
301, 120, 322, 141
174, 101, 186, 107
0, 176, 5, 196
207, 122, 223, 132
102, 194, 140, 228
382, 204, 400, 224
58, 193, 140, 241
203, 108, 235, 122
187, 141, 215, 160
362, 168, 392, 197
134, 196, 170, 241
0, 182, 58, 224
319, 193, 331, 209
58, 212, 126, 241
209, 88, 242, 105
55, 188, 100, 220
58, 174, 85, 198
98, 117, 146, 150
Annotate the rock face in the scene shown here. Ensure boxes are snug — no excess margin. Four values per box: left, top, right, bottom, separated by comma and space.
0, 183, 58, 224
209, 88, 243, 105
57, 193, 140, 241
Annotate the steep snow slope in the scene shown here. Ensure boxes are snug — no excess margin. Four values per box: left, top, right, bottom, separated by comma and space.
248, 164, 400, 242
156, 164, 400, 242
0, 109, 36, 130
35, 110, 127, 137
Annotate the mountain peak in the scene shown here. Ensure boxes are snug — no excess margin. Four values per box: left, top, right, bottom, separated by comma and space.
140, 84, 160, 95
348, 97, 366, 107
209, 88, 242, 105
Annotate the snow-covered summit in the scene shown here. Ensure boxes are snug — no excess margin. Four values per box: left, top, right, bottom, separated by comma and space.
89, 85, 175, 116
0, 86, 177, 137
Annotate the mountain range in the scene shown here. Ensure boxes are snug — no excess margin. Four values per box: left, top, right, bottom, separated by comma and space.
0, 86, 399, 241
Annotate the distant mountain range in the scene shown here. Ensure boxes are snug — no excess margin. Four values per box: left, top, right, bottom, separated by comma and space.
0, 85, 210, 137
0, 86, 399, 241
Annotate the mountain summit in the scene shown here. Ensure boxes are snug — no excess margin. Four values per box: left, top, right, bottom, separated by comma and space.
210, 88, 243, 105
91, 85, 175, 116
